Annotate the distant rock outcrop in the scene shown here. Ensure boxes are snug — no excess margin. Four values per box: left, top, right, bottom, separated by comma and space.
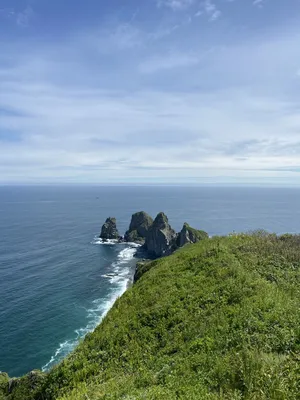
124, 211, 153, 244
145, 212, 177, 257
98, 213, 208, 257
100, 217, 120, 240
179, 223, 209, 247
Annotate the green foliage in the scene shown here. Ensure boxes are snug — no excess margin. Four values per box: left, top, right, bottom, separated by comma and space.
0, 373, 9, 400
183, 223, 209, 241
6, 234, 300, 400
4, 371, 46, 400
134, 260, 159, 282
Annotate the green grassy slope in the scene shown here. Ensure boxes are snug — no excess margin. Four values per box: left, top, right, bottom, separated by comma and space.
4, 233, 300, 400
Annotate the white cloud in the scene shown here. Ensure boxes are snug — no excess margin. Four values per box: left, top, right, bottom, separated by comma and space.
157, 0, 195, 11
1, 12, 300, 184
203, 0, 221, 21
1, 70, 300, 183
157, 0, 221, 21
195, 10, 203, 17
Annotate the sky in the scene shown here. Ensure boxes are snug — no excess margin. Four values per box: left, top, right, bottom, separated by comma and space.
1, 0, 300, 185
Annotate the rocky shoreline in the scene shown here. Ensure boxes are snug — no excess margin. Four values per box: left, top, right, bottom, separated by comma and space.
99, 211, 208, 258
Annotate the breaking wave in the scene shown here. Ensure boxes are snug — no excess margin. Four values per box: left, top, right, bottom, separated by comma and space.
42, 243, 139, 372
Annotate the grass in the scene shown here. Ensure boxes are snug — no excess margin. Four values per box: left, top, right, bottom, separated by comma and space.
3, 232, 300, 399
182, 223, 209, 242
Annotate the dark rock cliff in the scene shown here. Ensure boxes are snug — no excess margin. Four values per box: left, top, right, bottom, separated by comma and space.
145, 212, 177, 258
99, 217, 120, 240
124, 212, 153, 244
99, 213, 208, 257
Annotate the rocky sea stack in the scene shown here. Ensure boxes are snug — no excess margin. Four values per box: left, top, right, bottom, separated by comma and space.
124, 211, 153, 244
100, 217, 120, 240
145, 212, 177, 257
99, 212, 208, 258
179, 223, 209, 247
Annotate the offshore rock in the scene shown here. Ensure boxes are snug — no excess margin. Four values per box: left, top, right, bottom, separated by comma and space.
100, 217, 120, 240
145, 212, 177, 257
179, 223, 209, 247
124, 211, 153, 244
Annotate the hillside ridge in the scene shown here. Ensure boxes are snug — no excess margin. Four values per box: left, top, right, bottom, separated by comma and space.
1, 232, 300, 399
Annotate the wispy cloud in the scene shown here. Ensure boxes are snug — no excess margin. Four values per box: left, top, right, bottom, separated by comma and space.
253, 0, 264, 7
157, 0, 195, 11
1, 0, 300, 184
0, 5, 34, 27
139, 52, 199, 73
203, 0, 221, 21
0, 8, 15, 19
80, 19, 184, 55
16, 6, 34, 27
108, 23, 143, 49
1, 61, 300, 183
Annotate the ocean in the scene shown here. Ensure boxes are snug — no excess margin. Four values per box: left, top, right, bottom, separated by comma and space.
1, 185, 300, 377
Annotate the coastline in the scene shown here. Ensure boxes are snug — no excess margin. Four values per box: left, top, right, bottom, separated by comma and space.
42, 240, 141, 373
41, 211, 210, 373
2, 232, 300, 400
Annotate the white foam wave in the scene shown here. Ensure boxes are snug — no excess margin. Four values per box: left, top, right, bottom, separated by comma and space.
42, 244, 138, 372
92, 237, 142, 248
92, 238, 119, 245
123, 242, 142, 248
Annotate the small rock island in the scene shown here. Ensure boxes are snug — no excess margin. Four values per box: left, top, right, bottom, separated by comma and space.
99, 217, 120, 240
99, 211, 208, 258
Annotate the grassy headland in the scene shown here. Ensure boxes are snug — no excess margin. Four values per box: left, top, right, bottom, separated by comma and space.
2, 232, 300, 399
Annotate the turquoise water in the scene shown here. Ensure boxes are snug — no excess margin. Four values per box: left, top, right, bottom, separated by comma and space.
1, 185, 300, 377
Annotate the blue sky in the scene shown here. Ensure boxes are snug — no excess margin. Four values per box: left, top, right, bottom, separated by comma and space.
1, 0, 300, 184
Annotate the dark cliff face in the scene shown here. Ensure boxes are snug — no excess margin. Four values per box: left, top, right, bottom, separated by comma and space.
100, 217, 120, 240
145, 212, 177, 258
179, 223, 209, 247
124, 212, 153, 244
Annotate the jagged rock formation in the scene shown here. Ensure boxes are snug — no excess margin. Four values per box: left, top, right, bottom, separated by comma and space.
98, 213, 208, 256
124, 211, 153, 244
179, 223, 209, 247
145, 212, 177, 257
100, 217, 120, 240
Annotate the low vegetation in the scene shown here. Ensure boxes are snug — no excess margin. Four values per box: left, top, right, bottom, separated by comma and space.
181, 223, 209, 242
2, 232, 300, 399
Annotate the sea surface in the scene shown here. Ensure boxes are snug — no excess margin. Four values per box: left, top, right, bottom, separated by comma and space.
1, 185, 300, 377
